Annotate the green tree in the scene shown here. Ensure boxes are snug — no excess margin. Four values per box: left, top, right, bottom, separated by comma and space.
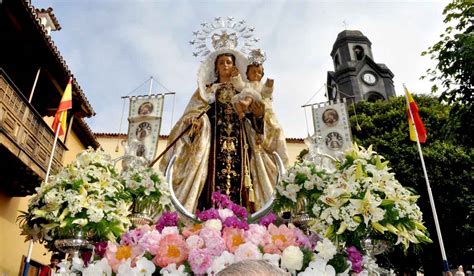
422, 1, 473, 106
349, 96, 473, 274
421, 1, 473, 147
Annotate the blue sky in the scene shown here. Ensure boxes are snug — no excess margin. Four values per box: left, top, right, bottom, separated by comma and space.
33, 0, 448, 138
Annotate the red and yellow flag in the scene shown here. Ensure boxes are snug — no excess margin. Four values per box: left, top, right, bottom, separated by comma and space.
51, 78, 73, 136
405, 86, 427, 143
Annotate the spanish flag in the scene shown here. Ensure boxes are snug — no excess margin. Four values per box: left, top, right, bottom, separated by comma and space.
405, 86, 427, 143
51, 78, 73, 136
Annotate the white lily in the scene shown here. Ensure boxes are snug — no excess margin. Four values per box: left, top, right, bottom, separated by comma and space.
349, 190, 385, 225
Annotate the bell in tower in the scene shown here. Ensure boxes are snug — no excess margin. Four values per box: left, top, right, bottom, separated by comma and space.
326, 30, 396, 103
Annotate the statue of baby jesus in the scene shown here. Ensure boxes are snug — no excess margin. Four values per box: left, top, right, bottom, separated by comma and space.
231, 63, 274, 120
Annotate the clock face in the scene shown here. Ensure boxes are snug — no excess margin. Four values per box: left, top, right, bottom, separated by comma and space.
362, 72, 377, 85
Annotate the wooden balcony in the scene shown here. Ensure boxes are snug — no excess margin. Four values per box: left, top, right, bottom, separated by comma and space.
0, 69, 66, 196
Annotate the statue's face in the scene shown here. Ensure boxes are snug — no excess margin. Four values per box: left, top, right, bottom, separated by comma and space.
216, 55, 234, 78
247, 65, 263, 82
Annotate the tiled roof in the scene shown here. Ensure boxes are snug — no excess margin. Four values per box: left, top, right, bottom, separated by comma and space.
35, 7, 61, 30
22, 1, 95, 117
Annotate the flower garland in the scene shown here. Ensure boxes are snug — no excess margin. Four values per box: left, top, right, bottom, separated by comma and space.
274, 143, 432, 253
18, 148, 131, 248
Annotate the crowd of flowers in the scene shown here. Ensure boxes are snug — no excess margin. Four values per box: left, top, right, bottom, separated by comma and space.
18, 148, 172, 249
55, 193, 378, 275
274, 143, 432, 253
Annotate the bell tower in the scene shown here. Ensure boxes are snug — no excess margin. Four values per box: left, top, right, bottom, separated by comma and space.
327, 30, 396, 103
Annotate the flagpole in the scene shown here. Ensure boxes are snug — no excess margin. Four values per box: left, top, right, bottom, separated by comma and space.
28, 67, 41, 103
148, 76, 153, 96
22, 241, 34, 276
403, 84, 449, 272
23, 121, 62, 276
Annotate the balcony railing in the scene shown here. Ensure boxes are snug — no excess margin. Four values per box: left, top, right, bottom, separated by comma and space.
0, 69, 66, 184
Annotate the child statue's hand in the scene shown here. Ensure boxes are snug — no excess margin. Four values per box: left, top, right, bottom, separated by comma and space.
265, 78, 274, 88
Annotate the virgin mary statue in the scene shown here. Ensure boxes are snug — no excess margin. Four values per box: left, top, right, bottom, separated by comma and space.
160, 40, 288, 213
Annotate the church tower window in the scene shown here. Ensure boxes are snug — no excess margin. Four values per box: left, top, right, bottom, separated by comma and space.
353, 45, 365, 60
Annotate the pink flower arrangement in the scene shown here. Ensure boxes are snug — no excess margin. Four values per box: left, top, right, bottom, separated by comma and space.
88, 193, 364, 275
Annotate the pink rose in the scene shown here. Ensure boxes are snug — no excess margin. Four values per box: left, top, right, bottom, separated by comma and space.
161, 226, 179, 236
262, 224, 298, 254
234, 242, 263, 261
244, 224, 267, 246
186, 235, 205, 250
153, 234, 189, 268
222, 228, 246, 253
205, 235, 226, 257
199, 227, 221, 242
139, 230, 162, 255
188, 248, 212, 274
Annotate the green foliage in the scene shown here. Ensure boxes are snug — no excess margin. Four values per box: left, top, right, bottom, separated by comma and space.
349, 95, 473, 273
328, 253, 350, 273
421, 1, 473, 148
421, 1, 473, 106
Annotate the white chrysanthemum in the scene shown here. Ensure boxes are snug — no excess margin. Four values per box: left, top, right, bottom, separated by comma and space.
315, 238, 337, 260
281, 245, 304, 272
303, 179, 315, 190
87, 206, 104, 223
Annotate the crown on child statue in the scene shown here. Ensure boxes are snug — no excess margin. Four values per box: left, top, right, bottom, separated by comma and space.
190, 16, 260, 60
248, 49, 266, 65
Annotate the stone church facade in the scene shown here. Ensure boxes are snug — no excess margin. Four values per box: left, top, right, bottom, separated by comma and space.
327, 30, 396, 103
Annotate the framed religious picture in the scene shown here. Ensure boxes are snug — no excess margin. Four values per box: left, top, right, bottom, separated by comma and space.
321, 108, 339, 127
136, 122, 152, 140
325, 131, 344, 151
138, 101, 154, 115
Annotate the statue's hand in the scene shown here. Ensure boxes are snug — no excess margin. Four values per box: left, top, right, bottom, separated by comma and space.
249, 100, 265, 118
184, 115, 203, 141
231, 67, 240, 77
265, 78, 274, 88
